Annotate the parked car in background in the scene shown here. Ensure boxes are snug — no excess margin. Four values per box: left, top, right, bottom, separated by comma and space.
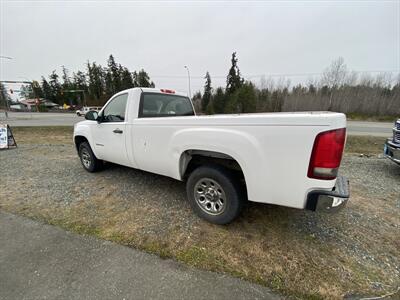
76, 106, 102, 116
73, 88, 350, 224
384, 119, 400, 165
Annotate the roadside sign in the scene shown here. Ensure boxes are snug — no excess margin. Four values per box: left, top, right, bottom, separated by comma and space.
0, 124, 17, 149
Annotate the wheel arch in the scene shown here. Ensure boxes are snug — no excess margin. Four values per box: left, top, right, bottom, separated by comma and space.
179, 149, 248, 198
74, 135, 89, 152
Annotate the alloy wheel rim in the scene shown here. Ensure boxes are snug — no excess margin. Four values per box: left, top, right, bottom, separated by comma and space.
81, 148, 91, 169
194, 178, 226, 215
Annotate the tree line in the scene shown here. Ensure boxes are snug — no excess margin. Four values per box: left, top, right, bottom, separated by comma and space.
17, 55, 155, 106
1, 53, 399, 118
193, 54, 400, 118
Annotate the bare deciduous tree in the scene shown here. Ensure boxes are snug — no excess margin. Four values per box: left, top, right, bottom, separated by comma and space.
321, 57, 348, 110
322, 57, 348, 88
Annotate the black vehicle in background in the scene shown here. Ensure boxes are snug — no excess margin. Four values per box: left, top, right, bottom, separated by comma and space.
384, 119, 400, 165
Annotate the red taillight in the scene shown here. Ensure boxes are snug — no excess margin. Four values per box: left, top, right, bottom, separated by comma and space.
160, 89, 175, 94
308, 128, 346, 180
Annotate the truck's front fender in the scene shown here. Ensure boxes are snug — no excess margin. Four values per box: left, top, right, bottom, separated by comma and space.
73, 123, 98, 157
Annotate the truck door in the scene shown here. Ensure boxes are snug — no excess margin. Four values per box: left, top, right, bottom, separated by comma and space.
91, 93, 131, 167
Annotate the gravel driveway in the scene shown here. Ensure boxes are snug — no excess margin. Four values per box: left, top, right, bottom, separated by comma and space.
0, 134, 399, 299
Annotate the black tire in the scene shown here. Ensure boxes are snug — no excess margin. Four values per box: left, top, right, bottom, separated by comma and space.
77, 112, 81, 116
186, 165, 244, 225
78, 141, 103, 172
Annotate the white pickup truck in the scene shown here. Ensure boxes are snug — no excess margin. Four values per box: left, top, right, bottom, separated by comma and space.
76, 106, 102, 117
73, 88, 349, 224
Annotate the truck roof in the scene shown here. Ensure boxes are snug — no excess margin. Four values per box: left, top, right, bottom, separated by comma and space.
119, 87, 188, 97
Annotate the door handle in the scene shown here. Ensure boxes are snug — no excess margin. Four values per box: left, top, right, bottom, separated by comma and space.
113, 128, 123, 134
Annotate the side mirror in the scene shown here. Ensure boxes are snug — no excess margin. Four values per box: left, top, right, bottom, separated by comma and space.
85, 110, 99, 121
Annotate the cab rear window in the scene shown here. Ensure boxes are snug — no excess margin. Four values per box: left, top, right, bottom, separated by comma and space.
139, 93, 194, 118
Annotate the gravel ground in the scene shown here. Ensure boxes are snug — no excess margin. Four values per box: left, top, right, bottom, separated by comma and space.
0, 142, 399, 299
292, 156, 400, 283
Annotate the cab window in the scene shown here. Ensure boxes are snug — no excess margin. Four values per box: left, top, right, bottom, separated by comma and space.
139, 93, 194, 118
101, 94, 128, 122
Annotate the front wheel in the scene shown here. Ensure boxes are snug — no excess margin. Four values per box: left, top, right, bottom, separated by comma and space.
186, 165, 244, 224
78, 142, 103, 172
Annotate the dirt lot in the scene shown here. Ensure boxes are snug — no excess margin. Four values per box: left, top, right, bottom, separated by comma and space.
1, 127, 399, 299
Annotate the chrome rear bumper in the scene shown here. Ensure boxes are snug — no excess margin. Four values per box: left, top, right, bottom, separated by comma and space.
306, 175, 350, 213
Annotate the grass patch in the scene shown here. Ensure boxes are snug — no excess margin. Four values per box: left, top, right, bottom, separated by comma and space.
1, 177, 397, 299
11, 126, 73, 145
143, 241, 172, 259
176, 246, 227, 270
12, 125, 73, 134
345, 135, 387, 155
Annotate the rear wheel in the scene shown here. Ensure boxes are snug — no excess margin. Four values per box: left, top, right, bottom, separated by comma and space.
78, 142, 103, 172
186, 165, 244, 224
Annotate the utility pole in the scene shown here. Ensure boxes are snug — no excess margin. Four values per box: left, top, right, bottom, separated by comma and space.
184, 65, 191, 99
0, 56, 13, 118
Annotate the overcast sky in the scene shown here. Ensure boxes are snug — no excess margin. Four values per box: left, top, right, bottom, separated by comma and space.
1, 0, 399, 96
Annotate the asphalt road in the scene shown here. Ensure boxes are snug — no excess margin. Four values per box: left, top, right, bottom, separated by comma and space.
0, 111, 395, 137
0, 111, 81, 127
346, 120, 394, 137
0, 211, 279, 300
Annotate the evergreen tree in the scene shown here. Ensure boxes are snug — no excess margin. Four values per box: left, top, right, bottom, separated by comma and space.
202, 72, 212, 113
73, 71, 87, 90
226, 52, 243, 95
256, 88, 269, 112
49, 71, 62, 104
27, 54, 156, 106
121, 67, 134, 89
61, 66, 71, 104
224, 92, 238, 113
72, 71, 88, 106
212, 87, 226, 114
205, 101, 214, 115
270, 90, 284, 112
87, 62, 105, 101
134, 69, 155, 87
224, 82, 257, 113
238, 82, 257, 113
107, 55, 121, 93
41, 77, 53, 101
104, 68, 114, 97
61, 66, 71, 86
